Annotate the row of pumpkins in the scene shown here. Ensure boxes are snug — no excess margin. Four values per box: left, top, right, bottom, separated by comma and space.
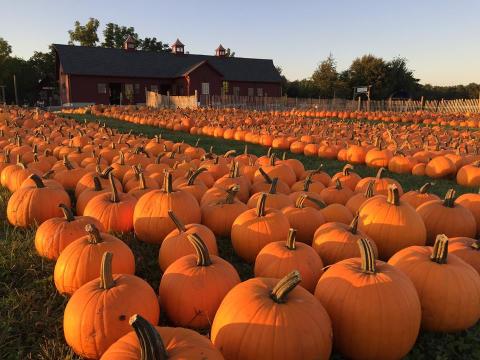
2, 107, 480, 360
77, 105, 480, 188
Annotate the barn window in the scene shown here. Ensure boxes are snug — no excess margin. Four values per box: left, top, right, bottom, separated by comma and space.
222, 81, 229, 95
257, 88, 263, 97
233, 87, 240, 96
201, 82, 210, 95
134, 84, 140, 94
97, 83, 107, 94
151, 85, 158, 92
248, 88, 254, 97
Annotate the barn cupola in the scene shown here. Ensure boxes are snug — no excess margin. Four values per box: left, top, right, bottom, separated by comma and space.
171, 39, 185, 54
124, 35, 136, 51
215, 44, 226, 57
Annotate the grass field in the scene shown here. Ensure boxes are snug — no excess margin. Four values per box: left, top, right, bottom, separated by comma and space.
0, 113, 478, 360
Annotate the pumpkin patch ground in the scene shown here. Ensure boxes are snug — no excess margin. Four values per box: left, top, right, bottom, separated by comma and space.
0, 108, 479, 360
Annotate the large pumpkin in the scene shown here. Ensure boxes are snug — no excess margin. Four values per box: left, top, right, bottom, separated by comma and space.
34, 204, 104, 260
389, 234, 480, 332
254, 228, 323, 293
315, 238, 421, 360
54, 224, 135, 295
358, 184, 426, 260
416, 189, 477, 245
231, 193, 290, 263
211, 271, 333, 360
134, 172, 201, 244
158, 210, 218, 271
7, 174, 71, 227
64, 252, 159, 359
159, 233, 240, 329
101, 314, 223, 360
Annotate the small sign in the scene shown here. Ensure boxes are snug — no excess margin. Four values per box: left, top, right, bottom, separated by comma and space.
355, 86, 369, 94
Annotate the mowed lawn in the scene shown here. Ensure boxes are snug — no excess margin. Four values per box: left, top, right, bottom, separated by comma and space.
0, 112, 478, 360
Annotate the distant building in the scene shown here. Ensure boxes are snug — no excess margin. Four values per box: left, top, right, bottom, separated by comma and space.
53, 37, 282, 105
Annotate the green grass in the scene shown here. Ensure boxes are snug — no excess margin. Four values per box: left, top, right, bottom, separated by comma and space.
0, 113, 478, 359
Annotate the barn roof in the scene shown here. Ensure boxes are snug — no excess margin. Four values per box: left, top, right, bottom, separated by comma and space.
53, 44, 282, 83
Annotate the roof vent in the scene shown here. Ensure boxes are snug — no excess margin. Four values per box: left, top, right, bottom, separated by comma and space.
124, 35, 136, 51
171, 39, 185, 54
215, 44, 226, 57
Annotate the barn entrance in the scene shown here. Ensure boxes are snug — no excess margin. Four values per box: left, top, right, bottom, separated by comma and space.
109, 83, 122, 105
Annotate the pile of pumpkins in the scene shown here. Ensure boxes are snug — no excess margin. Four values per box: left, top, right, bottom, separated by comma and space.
78, 105, 480, 188
2, 107, 480, 360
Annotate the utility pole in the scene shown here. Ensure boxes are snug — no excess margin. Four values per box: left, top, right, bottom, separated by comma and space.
0, 85, 5, 105
13, 74, 19, 105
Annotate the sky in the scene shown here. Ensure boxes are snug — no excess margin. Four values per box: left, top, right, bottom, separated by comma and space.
1, 0, 479, 86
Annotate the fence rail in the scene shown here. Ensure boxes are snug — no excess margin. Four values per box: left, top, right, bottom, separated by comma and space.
146, 91, 480, 113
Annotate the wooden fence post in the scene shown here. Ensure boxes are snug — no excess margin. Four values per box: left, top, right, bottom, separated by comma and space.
357, 97, 361, 111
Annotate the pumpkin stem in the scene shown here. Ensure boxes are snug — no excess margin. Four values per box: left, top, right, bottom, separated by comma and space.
129, 314, 169, 360
59, 204, 75, 222
224, 149, 236, 158
305, 195, 326, 209
100, 252, 116, 289
443, 189, 456, 208
85, 224, 103, 244
335, 179, 342, 190
267, 147, 272, 158
29, 174, 45, 188
270, 270, 302, 304
269, 177, 278, 194
269, 154, 276, 166
93, 176, 103, 191
285, 229, 297, 250
386, 184, 400, 206
358, 238, 376, 274
244, 144, 248, 155
256, 193, 268, 217
430, 234, 449, 264
118, 151, 125, 165
376, 167, 385, 179
343, 164, 353, 176
187, 167, 206, 186
163, 172, 173, 193
258, 167, 272, 184
101, 166, 114, 179
471, 239, 480, 250
187, 233, 212, 267
225, 185, 240, 204
419, 182, 432, 194
109, 173, 120, 203
303, 176, 313, 192
295, 194, 308, 208
168, 210, 186, 233
349, 213, 359, 234
365, 180, 375, 198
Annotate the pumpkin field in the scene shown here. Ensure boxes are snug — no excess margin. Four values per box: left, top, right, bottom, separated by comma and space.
1, 106, 480, 360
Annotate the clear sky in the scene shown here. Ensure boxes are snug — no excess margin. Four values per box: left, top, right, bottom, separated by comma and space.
1, 0, 479, 86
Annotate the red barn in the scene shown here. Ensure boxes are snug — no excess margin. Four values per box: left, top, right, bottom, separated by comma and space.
53, 37, 282, 105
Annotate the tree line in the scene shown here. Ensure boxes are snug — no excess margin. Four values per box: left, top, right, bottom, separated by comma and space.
0, 17, 478, 105
279, 54, 480, 100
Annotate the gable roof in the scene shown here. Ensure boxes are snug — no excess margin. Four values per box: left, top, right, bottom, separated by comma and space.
53, 44, 282, 83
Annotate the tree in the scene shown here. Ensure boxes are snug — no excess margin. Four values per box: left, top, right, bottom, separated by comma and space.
225, 48, 235, 57
102, 23, 139, 49
0, 37, 12, 61
384, 57, 419, 98
348, 55, 388, 99
140, 37, 170, 52
311, 54, 338, 98
68, 18, 100, 46
276, 66, 288, 95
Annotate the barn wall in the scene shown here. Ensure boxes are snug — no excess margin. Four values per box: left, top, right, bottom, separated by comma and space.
68, 75, 173, 104
186, 64, 223, 96
226, 81, 281, 97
